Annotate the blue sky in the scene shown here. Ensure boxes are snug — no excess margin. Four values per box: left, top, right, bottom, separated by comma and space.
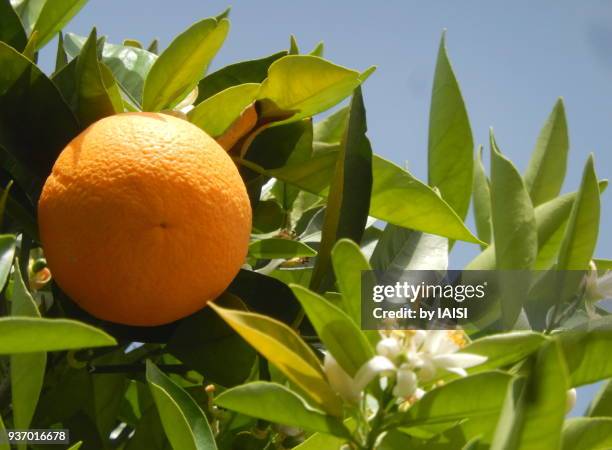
38, 0, 612, 414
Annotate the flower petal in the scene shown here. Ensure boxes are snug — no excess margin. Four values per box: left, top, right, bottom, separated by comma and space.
393, 368, 418, 398
323, 353, 360, 403
432, 353, 487, 369
376, 337, 402, 359
354, 356, 396, 392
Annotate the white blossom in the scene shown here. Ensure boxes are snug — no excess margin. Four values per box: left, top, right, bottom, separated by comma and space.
323, 330, 487, 403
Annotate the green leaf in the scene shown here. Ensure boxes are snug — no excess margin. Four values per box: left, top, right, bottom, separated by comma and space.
593, 258, 612, 271
123, 39, 142, 49
31, 0, 87, 50
0, 0, 27, 50
428, 32, 473, 220
0, 415, 8, 450
241, 152, 482, 244
8, 262, 46, 445
54, 31, 68, 74
215, 382, 348, 436
75, 28, 122, 126
189, 83, 259, 137
64, 32, 157, 103
370, 156, 481, 244
249, 238, 316, 259
309, 41, 324, 57
143, 16, 229, 111
0, 42, 79, 186
561, 418, 612, 450
490, 131, 537, 270
0, 317, 116, 353
258, 55, 374, 124
524, 98, 569, 206
370, 225, 448, 272
67, 442, 83, 450
398, 372, 512, 428
473, 146, 492, 247
460, 332, 548, 375
587, 380, 612, 417
291, 284, 374, 377
466, 181, 606, 270
289, 35, 300, 54
196, 51, 286, 102
309, 88, 372, 292
11, 0, 45, 33
557, 154, 600, 271
489, 132, 537, 326
0, 235, 16, 289
147, 38, 159, 54
227, 269, 301, 325
556, 319, 612, 387
167, 294, 256, 387
331, 238, 373, 324
490, 340, 568, 450
209, 303, 342, 416
146, 360, 217, 450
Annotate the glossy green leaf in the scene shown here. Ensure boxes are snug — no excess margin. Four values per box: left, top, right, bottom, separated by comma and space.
67, 442, 83, 450
189, 83, 259, 137
593, 258, 612, 271
294, 432, 346, 449
313, 105, 348, 145
473, 146, 492, 247
249, 238, 316, 259
557, 154, 600, 271
215, 382, 348, 436
397, 372, 511, 428
561, 418, 612, 450
370, 225, 448, 272
143, 17, 229, 111
0, 317, 116, 353
8, 263, 46, 445
490, 131, 537, 270
167, 293, 255, 387
147, 38, 159, 54
587, 380, 612, 417
64, 32, 157, 103
331, 238, 373, 324
490, 132, 537, 326
54, 31, 68, 74
291, 284, 374, 377
31, 0, 87, 50
371, 156, 481, 244
0, 42, 79, 185
428, 32, 473, 220
146, 360, 217, 450
459, 332, 548, 375
196, 51, 286, 101
227, 269, 301, 325
0, 235, 16, 289
309, 41, 324, 57
258, 55, 374, 124
11, 0, 45, 33
309, 88, 372, 292
241, 153, 482, 244
467, 181, 606, 270
0, 0, 27, 50
524, 98, 569, 206
491, 341, 568, 450
556, 319, 612, 387
209, 303, 342, 416
75, 28, 122, 126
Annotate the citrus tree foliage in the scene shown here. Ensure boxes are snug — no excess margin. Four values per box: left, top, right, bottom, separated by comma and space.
0, 2, 612, 449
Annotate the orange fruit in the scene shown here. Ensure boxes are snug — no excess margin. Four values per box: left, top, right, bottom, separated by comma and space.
38, 112, 252, 326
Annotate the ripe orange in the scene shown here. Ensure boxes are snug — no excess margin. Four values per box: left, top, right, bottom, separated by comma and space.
38, 112, 252, 326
